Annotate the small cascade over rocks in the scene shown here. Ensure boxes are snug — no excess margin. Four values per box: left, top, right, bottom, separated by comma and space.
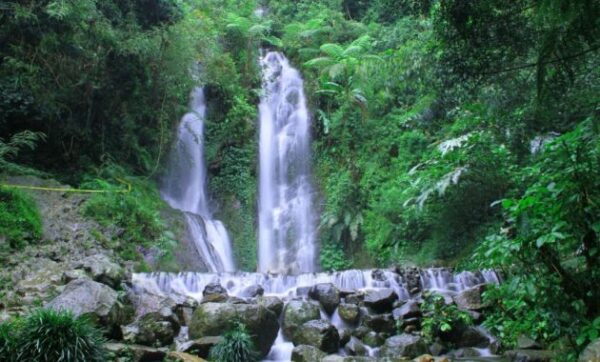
131, 267, 501, 361
258, 51, 316, 275
162, 87, 235, 273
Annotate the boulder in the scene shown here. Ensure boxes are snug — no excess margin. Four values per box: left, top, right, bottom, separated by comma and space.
122, 312, 180, 347
323, 356, 378, 362
379, 334, 428, 358
453, 284, 488, 311
46, 278, 133, 337
201, 283, 228, 303
504, 349, 555, 361
363, 289, 398, 313
293, 320, 340, 354
344, 293, 363, 305
104, 342, 167, 361
338, 303, 360, 324
345, 336, 369, 356
282, 300, 321, 338
241, 284, 264, 298
361, 331, 385, 347
188, 302, 278, 357
167, 351, 208, 362
291, 344, 327, 362
74, 254, 126, 288
396, 267, 421, 294
178, 336, 224, 358
15, 259, 64, 304
456, 327, 490, 348
517, 335, 542, 350
372, 269, 387, 281
392, 300, 421, 320
362, 312, 395, 334
309, 283, 341, 315
203, 282, 227, 296
258, 296, 284, 317
579, 338, 600, 362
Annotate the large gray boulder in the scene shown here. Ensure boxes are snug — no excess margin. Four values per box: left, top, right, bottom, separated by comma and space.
579, 338, 600, 362
104, 342, 167, 361
188, 302, 278, 357
392, 300, 421, 320
258, 296, 284, 317
178, 336, 224, 358
363, 289, 398, 313
338, 303, 360, 324
362, 312, 395, 334
46, 278, 133, 337
241, 284, 264, 298
74, 254, 126, 288
293, 319, 340, 354
282, 300, 321, 338
345, 336, 369, 356
456, 326, 490, 348
453, 284, 488, 311
202, 282, 228, 303
122, 311, 180, 347
505, 349, 555, 361
379, 334, 428, 358
291, 345, 327, 362
309, 283, 341, 315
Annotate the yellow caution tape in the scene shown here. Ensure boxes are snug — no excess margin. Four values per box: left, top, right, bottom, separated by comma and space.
0, 177, 132, 194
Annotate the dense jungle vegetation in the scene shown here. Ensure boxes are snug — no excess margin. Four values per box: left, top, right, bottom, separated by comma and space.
1, 0, 599, 359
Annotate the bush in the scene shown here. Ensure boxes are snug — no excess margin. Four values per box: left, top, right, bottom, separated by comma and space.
82, 177, 176, 267
0, 320, 18, 362
0, 187, 42, 250
0, 309, 106, 362
420, 292, 473, 343
209, 323, 259, 362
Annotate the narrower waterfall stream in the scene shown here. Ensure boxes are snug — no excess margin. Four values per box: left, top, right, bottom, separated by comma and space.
162, 87, 235, 273
258, 52, 316, 274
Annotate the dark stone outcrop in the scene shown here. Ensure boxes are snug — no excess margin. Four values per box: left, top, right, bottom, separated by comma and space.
293, 319, 340, 353
379, 334, 429, 358
188, 302, 279, 357
363, 289, 398, 313
309, 283, 341, 315
282, 300, 321, 339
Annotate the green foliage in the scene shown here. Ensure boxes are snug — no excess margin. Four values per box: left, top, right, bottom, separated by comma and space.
0, 0, 199, 177
320, 241, 353, 271
474, 120, 600, 356
0, 320, 19, 361
3, 309, 106, 362
0, 187, 42, 251
209, 323, 259, 362
420, 292, 473, 344
82, 173, 176, 268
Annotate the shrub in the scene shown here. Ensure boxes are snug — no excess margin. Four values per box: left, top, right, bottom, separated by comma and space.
420, 292, 473, 343
209, 323, 259, 362
17, 309, 106, 362
0, 320, 19, 362
0, 187, 42, 250
82, 177, 177, 268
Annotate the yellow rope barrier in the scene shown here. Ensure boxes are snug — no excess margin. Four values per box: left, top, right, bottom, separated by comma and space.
0, 178, 132, 194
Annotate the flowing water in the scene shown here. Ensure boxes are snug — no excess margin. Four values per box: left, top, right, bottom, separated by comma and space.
162, 87, 235, 273
258, 51, 316, 274
132, 268, 500, 361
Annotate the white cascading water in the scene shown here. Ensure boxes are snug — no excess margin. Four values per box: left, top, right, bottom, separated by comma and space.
258, 51, 316, 274
161, 87, 235, 273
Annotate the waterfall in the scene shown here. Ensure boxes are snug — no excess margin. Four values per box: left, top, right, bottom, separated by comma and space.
258, 51, 316, 274
162, 87, 235, 273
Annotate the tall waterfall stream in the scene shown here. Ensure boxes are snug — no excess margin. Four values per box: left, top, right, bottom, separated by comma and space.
161, 87, 235, 273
